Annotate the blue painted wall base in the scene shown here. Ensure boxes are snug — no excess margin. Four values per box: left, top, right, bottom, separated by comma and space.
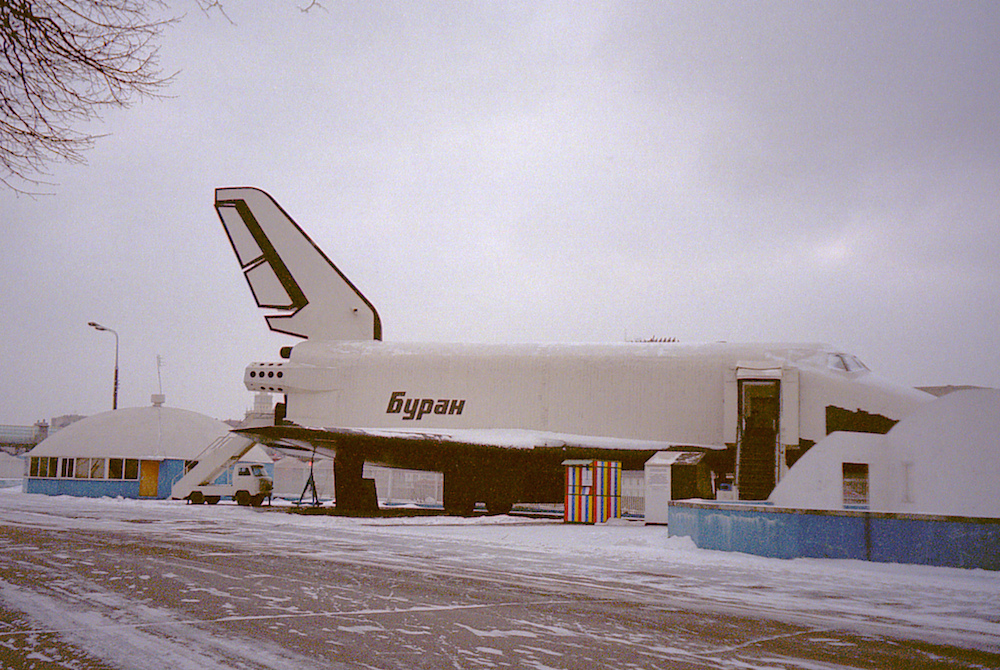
668, 501, 1000, 571
25, 459, 187, 500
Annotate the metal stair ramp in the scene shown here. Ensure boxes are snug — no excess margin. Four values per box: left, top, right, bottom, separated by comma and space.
170, 434, 256, 500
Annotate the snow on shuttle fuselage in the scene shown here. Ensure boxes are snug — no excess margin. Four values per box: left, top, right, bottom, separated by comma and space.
216, 187, 931, 514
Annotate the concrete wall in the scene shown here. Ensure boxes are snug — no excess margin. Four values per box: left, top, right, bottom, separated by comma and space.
668, 500, 1000, 571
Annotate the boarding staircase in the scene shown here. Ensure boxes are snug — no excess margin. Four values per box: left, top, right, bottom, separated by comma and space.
736, 425, 777, 501
169, 433, 256, 500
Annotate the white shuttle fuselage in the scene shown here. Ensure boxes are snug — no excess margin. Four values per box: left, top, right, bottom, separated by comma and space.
216, 187, 931, 512
248, 339, 924, 454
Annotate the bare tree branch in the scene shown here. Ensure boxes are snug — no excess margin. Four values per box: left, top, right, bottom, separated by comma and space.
0, 0, 176, 193
299, 1, 325, 14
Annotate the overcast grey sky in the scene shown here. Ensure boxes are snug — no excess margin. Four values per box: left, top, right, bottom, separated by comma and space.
2, 2, 998, 425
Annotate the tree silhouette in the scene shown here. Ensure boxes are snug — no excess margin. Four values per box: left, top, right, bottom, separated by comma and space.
1, 1, 179, 193
1, 1, 325, 193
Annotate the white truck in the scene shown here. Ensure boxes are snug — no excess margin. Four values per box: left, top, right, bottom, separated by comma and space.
171, 435, 273, 506
188, 462, 273, 506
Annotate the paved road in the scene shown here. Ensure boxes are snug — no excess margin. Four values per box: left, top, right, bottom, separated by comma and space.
0, 501, 998, 669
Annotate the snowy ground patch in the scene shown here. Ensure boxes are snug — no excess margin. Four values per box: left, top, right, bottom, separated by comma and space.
2, 488, 999, 668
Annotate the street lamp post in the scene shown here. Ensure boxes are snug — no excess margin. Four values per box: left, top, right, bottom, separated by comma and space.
88, 321, 119, 410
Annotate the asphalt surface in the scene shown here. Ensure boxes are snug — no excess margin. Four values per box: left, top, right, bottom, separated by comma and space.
0, 502, 998, 669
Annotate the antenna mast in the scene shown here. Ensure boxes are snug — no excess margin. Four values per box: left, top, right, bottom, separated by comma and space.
156, 355, 164, 395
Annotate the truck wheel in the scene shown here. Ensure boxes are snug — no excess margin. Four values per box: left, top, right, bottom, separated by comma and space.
235, 490, 250, 506
189, 491, 204, 505
206, 496, 221, 505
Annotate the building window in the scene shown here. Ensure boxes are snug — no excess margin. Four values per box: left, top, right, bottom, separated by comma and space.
102, 458, 139, 481
73, 457, 108, 479
60, 458, 75, 478
842, 462, 869, 507
29, 457, 58, 478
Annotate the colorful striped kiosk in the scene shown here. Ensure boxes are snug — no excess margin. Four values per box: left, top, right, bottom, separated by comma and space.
563, 460, 622, 523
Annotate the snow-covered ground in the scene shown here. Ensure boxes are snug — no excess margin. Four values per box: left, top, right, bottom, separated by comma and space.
1, 487, 999, 669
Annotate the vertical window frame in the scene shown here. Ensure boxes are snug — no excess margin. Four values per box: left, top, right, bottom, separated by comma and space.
842, 462, 870, 507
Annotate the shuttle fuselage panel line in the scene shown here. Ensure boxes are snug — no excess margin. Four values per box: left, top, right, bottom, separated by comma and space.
218, 187, 933, 513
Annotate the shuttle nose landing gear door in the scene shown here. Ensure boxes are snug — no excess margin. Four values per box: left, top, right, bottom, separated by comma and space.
725, 365, 799, 501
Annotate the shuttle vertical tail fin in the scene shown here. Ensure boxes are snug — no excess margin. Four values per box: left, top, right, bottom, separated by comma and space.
214, 187, 382, 340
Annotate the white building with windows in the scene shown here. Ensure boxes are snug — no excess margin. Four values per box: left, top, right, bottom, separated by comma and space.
25, 396, 232, 499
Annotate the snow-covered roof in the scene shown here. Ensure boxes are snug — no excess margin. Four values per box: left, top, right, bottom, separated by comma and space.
27, 401, 230, 461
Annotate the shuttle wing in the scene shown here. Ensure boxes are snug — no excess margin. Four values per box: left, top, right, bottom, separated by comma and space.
236, 423, 723, 469
235, 422, 726, 511
214, 187, 382, 340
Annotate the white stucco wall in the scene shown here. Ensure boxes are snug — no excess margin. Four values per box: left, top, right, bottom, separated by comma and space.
769, 389, 1000, 518
768, 432, 885, 511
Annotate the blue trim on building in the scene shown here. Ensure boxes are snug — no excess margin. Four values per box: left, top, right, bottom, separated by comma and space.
158, 459, 186, 499
25, 459, 187, 500
24, 459, 275, 500
25, 478, 143, 498
668, 501, 1000, 571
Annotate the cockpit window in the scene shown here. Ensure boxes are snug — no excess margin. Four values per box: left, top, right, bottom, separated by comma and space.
828, 353, 869, 372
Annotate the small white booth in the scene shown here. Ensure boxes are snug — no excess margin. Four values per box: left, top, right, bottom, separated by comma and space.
643, 451, 706, 524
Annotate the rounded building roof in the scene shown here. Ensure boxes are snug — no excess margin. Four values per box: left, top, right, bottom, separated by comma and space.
29, 399, 230, 461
